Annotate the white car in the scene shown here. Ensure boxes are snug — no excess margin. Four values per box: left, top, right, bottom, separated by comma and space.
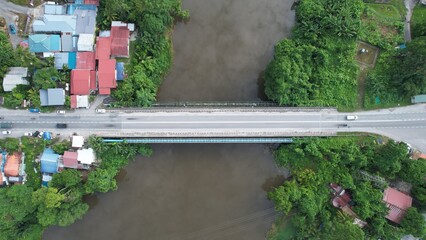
2, 130, 11, 135
346, 115, 358, 120
96, 109, 106, 113
23, 132, 32, 136
38, 131, 44, 138
57, 110, 66, 114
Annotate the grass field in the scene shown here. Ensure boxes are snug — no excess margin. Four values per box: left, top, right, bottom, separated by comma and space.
267, 216, 296, 240
366, 3, 402, 20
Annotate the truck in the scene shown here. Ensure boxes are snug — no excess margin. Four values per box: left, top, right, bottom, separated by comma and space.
0, 123, 13, 129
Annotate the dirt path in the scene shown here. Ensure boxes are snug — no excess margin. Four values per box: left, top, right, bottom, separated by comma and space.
404, 0, 418, 42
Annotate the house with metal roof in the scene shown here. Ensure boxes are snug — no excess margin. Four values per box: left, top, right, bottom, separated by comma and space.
98, 59, 116, 95
67, 3, 97, 15
77, 148, 96, 165
4, 152, 22, 177
383, 187, 412, 224
29, 34, 61, 53
75, 9, 97, 35
110, 25, 130, 57
84, 0, 99, 5
77, 33, 94, 51
411, 95, 426, 104
3, 67, 29, 92
40, 148, 60, 174
44, 4, 67, 15
63, 151, 78, 169
33, 14, 77, 34
54, 52, 76, 70
72, 136, 84, 148
70, 95, 89, 109
71, 69, 93, 95
76, 51, 96, 70
61, 32, 75, 51
95, 37, 111, 60
40, 88, 66, 106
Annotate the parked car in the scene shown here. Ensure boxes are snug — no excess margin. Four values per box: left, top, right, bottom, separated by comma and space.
23, 132, 32, 136
8, 24, 16, 34
32, 131, 40, 137
56, 123, 67, 129
96, 109, 106, 113
57, 110, 66, 114
2, 130, 11, 135
38, 131, 44, 138
346, 115, 358, 120
29, 108, 40, 113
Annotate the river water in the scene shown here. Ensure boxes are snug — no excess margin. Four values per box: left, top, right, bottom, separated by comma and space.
44, 0, 294, 239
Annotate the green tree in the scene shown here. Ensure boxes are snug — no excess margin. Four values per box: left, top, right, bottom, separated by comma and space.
399, 159, 426, 185
321, 217, 365, 240
401, 207, 426, 238
0, 31, 16, 81
51, 140, 71, 155
268, 180, 301, 214
370, 140, 407, 179
352, 182, 388, 220
32, 187, 65, 227
49, 169, 82, 190
33, 67, 60, 90
85, 168, 118, 194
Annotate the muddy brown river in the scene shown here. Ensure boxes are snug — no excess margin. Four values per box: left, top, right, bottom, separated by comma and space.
44, 0, 295, 239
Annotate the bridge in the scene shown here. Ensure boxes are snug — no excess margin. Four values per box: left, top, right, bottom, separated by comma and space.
0, 104, 425, 151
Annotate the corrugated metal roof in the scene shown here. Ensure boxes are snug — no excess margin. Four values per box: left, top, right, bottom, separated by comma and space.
39, 89, 48, 106
116, 62, 125, 80
98, 59, 116, 95
411, 95, 426, 103
95, 37, 111, 60
67, 3, 97, 15
41, 148, 59, 174
29, 34, 61, 52
44, 4, 66, 15
76, 51, 96, 70
71, 69, 91, 95
54, 52, 69, 69
110, 26, 129, 57
63, 151, 78, 168
33, 15, 77, 34
383, 187, 412, 224
40, 88, 65, 106
84, 0, 99, 6
61, 33, 74, 52
3, 67, 29, 92
77, 33, 94, 51
75, 9, 97, 35
68, 52, 77, 69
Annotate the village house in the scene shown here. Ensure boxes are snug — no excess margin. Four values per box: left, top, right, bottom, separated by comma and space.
383, 187, 413, 224
2, 152, 26, 185
39, 88, 66, 106
2, 67, 29, 92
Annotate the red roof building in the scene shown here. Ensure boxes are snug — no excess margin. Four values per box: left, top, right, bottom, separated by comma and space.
95, 37, 111, 60
4, 152, 22, 177
110, 26, 130, 57
84, 0, 99, 5
90, 70, 97, 90
63, 151, 78, 169
70, 69, 91, 95
383, 187, 413, 224
76, 52, 96, 70
98, 59, 116, 95
330, 183, 367, 228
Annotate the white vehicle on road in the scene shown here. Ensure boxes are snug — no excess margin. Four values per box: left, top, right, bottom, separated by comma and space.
23, 132, 32, 136
96, 109, 106, 113
57, 110, 66, 114
346, 115, 358, 120
2, 130, 11, 135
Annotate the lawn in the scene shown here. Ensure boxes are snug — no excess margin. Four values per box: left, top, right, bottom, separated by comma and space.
366, 3, 402, 20
267, 216, 296, 240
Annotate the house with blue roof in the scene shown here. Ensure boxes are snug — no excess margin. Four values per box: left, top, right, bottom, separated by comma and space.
40, 148, 60, 174
40, 88, 66, 106
116, 62, 125, 80
44, 4, 67, 15
54, 52, 77, 70
29, 34, 61, 53
33, 15, 77, 34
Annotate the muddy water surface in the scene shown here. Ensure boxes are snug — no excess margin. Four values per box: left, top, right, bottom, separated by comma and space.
44, 0, 294, 239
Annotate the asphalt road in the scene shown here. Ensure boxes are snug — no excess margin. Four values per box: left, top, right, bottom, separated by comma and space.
0, 104, 426, 150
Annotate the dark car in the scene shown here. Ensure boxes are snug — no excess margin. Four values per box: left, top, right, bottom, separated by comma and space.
9, 24, 16, 34
338, 124, 349, 128
32, 131, 40, 137
56, 123, 67, 129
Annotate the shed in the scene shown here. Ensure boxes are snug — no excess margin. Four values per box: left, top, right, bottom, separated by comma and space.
411, 95, 426, 104
63, 151, 78, 169
42, 174, 53, 187
116, 62, 125, 80
383, 187, 413, 224
77, 33, 94, 51
40, 149, 60, 174
3, 67, 29, 92
72, 136, 84, 148
77, 148, 95, 165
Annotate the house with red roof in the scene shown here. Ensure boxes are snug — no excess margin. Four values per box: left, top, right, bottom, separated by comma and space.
63, 151, 78, 169
110, 25, 130, 58
70, 69, 91, 95
98, 59, 116, 95
330, 183, 367, 228
95, 37, 111, 60
76, 51, 96, 70
383, 187, 412, 224
84, 0, 99, 6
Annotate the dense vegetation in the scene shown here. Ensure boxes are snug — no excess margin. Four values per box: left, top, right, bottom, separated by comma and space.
412, 5, 426, 39
0, 136, 152, 239
268, 137, 426, 239
97, 0, 189, 107
264, 0, 364, 110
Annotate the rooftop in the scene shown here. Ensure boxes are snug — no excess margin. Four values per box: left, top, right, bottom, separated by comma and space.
40, 88, 65, 106
98, 59, 116, 95
110, 26, 130, 57
40, 148, 60, 174
29, 34, 61, 53
383, 187, 413, 224
95, 37, 111, 60
77, 148, 95, 165
3, 67, 29, 92
70, 69, 91, 95
76, 51, 96, 70
33, 14, 77, 34
63, 151, 78, 169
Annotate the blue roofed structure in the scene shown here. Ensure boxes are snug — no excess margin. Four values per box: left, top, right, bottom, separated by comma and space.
67, 4, 97, 15
33, 15, 77, 34
40, 88, 65, 106
116, 62, 125, 80
43, 132, 52, 140
29, 34, 61, 53
54, 52, 76, 69
44, 4, 67, 15
40, 149, 59, 174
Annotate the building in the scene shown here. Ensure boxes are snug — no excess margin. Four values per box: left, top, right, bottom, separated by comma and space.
72, 135, 84, 148
74, 9, 97, 35
77, 33, 95, 51
44, 4, 67, 15
110, 24, 130, 58
70, 95, 89, 109
3, 67, 29, 92
95, 37, 111, 60
84, 0, 100, 5
4, 152, 22, 177
63, 151, 78, 169
54, 52, 76, 69
76, 51, 96, 70
330, 183, 367, 228
70, 69, 91, 95
29, 34, 61, 53
411, 95, 426, 104
77, 148, 96, 165
383, 187, 413, 224
98, 59, 116, 95
40, 88, 66, 106
40, 148, 60, 174
32, 14, 77, 34
116, 62, 125, 81
61, 32, 75, 52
